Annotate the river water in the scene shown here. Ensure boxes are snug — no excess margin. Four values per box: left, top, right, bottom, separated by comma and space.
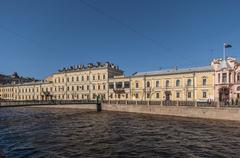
0, 107, 240, 158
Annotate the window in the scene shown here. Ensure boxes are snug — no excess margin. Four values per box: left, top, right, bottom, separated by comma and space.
176, 80, 180, 87
93, 76, 95, 80
156, 93, 160, 98
98, 75, 100, 80
82, 76, 84, 81
187, 79, 192, 86
237, 86, 240, 91
109, 83, 114, 89
166, 80, 170, 87
202, 78, 207, 86
76, 77, 79, 82
187, 92, 192, 98
87, 76, 89, 81
147, 93, 150, 98
176, 92, 180, 98
98, 85, 101, 90
124, 81, 130, 88
82, 86, 84, 90
136, 82, 139, 88
218, 73, 221, 83
93, 85, 95, 90
237, 72, 240, 82
229, 73, 231, 83
156, 81, 160, 87
222, 73, 227, 83
72, 77, 74, 82
202, 92, 207, 98
116, 82, 123, 89
135, 93, 139, 98
147, 81, 150, 88
126, 94, 128, 99
103, 75, 106, 79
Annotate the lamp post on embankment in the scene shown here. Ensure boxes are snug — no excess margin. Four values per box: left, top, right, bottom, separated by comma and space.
96, 94, 102, 112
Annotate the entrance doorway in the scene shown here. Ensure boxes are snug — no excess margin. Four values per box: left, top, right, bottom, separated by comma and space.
219, 87, 229, 102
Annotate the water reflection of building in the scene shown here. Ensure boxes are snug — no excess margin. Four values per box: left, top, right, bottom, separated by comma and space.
0, 58, 240, 102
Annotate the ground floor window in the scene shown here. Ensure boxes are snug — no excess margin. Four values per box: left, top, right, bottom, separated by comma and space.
176, 92, 180, 98
156, 93, 160, 98
202, 92, 207, 98
147, 93, 150, 98
135, 93, 139, 99
187, 92, 192, 98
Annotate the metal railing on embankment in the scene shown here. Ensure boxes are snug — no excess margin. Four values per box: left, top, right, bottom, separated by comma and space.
102, 100, 230, 108
1, 100, 240, 108
0, 100, 97, 107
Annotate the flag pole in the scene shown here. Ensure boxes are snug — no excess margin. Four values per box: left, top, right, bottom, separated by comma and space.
223, 43, 226, 60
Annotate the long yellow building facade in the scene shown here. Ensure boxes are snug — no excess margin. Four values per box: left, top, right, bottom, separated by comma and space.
1, 58, 240, 102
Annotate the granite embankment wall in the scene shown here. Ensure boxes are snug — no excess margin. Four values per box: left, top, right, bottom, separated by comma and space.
29, 103, 240, 121
102, 104, 240, 121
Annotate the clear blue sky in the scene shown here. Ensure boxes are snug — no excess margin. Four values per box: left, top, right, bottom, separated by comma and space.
0, 0, 240, 79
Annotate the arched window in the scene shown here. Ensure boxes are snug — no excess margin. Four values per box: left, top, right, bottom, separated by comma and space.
156, 81, 160, 87
176, 80, 180, 87
187, 79, 192, 86
147, 81, 150, 88
237, 86, 240, 91
166, 80, 170, 87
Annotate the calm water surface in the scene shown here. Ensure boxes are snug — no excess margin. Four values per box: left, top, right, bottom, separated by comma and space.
1, 107, 240, 158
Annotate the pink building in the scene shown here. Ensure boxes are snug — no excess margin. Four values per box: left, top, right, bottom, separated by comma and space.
211, 57, 240, 102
